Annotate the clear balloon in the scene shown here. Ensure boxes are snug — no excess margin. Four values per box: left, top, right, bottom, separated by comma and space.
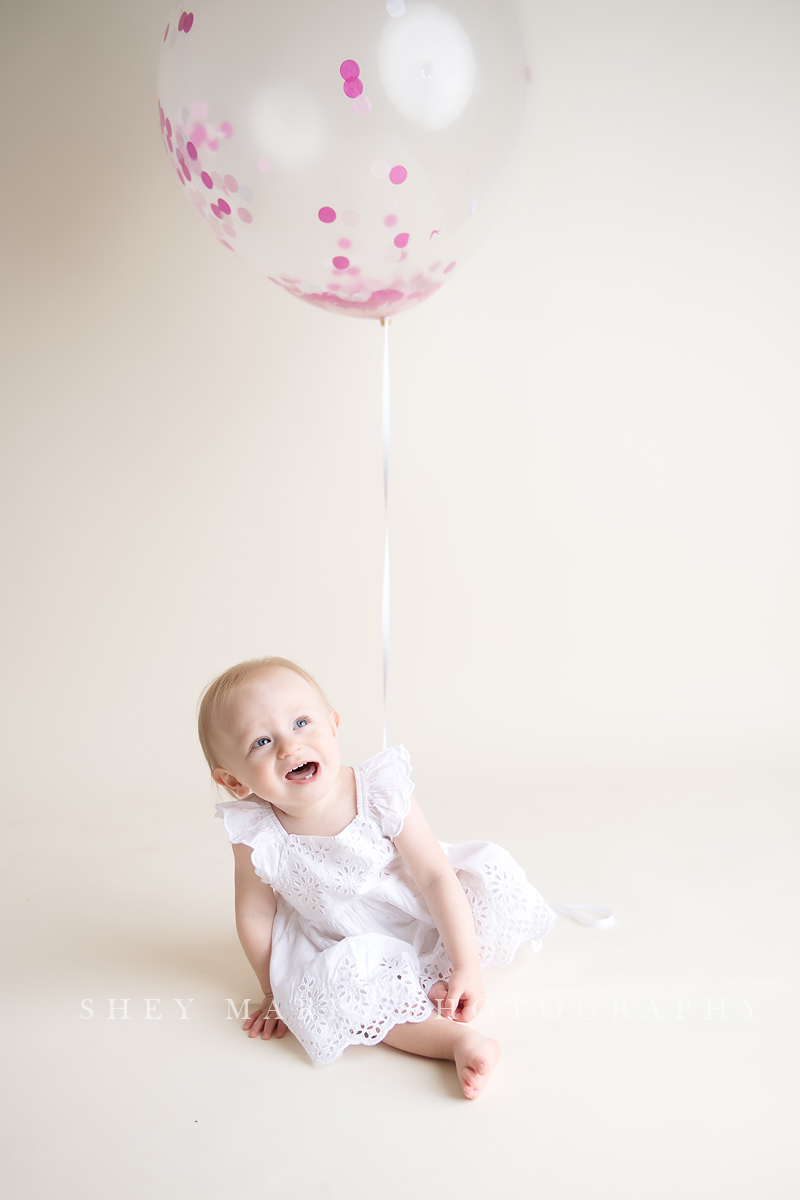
157, 1, 529, 319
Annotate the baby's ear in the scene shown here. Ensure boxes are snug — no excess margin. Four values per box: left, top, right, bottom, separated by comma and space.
212, 766, 251, 799
329, 709, 341, 737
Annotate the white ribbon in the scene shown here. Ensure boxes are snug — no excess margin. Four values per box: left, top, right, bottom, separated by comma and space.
376, 318, 613, 929
381, 317, 391, 750
549, 903, 615, 928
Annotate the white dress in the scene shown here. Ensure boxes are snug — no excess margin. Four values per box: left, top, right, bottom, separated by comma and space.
216, 744, 557, 1065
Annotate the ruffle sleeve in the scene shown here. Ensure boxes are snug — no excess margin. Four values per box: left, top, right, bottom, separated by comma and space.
358, 744, 414, 839
215, 799, 268, 845
215, 799, 281, 888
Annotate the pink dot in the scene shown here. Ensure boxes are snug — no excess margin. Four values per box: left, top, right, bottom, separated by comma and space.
383, 214, 398, 227
217, 198, 231, 215
165, 118, 172, 137
211, 204, 221, 218
163, 24, 169, 41
340, 60, 360, 80
318, 207, 336, 223
343, 78, 363, 98
190, 123, 207, 145
224, 174, 238, 192
176, 168, 185, 186
186, 141, 197, 160
237, 207, 253, 223
347, 267, 360, 276
394, 232, 409, 248
352, 95, 372, 116
166, 136, 173, 153
389, 165, 407, 185
444, 261, 456, 274
337, 238, 352, 249
201, 172, 213, 188
332, 256, 350, 270
178, 12, 186, 31
184, 13, 194, 32
207, 139, 218, 153
219, 121, 232, 138
182, 163, 191, 180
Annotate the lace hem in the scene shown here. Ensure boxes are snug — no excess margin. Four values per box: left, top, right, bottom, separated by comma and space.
419, 871, 558, 989
283, 949, 434, 1065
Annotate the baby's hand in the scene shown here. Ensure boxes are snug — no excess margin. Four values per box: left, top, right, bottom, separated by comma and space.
243, 994, 288, 1041
436, 967, 486, 1023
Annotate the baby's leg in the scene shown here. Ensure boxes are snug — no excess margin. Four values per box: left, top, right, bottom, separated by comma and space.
381, 1014, 500, 1100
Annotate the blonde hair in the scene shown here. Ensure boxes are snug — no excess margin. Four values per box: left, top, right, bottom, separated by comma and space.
197, 657, 333, 793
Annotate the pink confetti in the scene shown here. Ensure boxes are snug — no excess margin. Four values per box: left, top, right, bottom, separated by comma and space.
332, 256, 350, 270
337, 238, 352, 249
178, 12, 186, 31
389, 165, 407, 184
318, 206, 336, 223
430, 229, 440, 239
165, 118, 172, 137
201, 171, 213, 189
163, 24, 169, 41
217, 198, 231, 215
223, 174, 238, 192
352, 95, 371, 116
182, 163, 191, 180
190, 123, 207, 145
211, 204, 221, 218
219, 121, 232, 138
176, 168, 185, 186
394, 232, 409, 248
343, 78, 363, 98
184, 12, 194, 32
383, 214, 398, 227
340, 60, 360, 80
347, 267, 360, 276
444, 261, 456, 274
186, 141, 197, 160
237, 208, 253, 223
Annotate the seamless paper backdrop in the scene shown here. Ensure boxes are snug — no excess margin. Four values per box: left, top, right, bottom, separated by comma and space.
1, 3, 799, 1198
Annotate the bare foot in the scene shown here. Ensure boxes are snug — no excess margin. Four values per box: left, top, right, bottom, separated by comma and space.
452, 1027, 501, 1100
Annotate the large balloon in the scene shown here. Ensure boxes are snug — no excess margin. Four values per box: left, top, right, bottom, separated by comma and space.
157, 0, 529, 319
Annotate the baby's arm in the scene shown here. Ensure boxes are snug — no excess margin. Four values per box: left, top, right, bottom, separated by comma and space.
393, 796, 485, 1022
231, 842, 287, 1040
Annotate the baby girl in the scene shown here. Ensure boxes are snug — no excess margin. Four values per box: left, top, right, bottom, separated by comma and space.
198, 656, 557, 1099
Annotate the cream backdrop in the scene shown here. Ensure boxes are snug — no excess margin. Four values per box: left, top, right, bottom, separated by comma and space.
1, 1, 798, 1197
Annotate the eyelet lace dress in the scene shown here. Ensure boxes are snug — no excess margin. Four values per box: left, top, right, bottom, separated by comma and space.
216, 744, 557, 1065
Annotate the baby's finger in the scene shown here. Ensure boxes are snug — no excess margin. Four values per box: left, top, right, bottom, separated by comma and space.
276, 1021, 288, 1038
444, 987, 463, 1019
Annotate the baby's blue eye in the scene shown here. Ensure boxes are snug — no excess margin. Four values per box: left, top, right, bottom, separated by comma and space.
254, 737, 271, 748
295, 718, 308, 729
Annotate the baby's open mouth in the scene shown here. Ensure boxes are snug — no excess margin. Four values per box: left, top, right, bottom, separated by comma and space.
286, 761, 319, 782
